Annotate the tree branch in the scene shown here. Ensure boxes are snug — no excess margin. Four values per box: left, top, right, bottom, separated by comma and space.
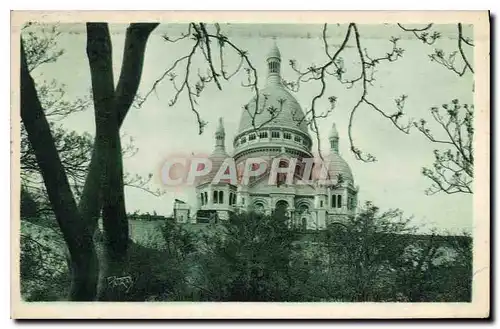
21, 38, 98, 301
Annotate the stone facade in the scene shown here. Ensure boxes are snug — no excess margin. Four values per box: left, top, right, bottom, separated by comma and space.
177, 43, 359, 230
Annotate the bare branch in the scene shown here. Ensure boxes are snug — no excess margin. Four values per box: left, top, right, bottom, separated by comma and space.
124, 173, 165, 197
397, 24, 440, 45
415, 100, 474, 195
457, 23, 474, 74
139, 23, 269, 134
399, 23, 474, 77
286, 24, 409, 163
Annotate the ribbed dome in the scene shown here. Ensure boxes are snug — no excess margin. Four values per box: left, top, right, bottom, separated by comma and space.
236, 42, 310, 138
237, 84, 310, 135
325, 152, 354, 184
196, 117, 233, 186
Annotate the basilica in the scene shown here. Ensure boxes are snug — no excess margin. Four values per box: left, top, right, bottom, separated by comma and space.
173, 43, 359, 230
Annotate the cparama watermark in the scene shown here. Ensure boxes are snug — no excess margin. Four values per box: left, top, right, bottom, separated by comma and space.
159, 155, 344, 187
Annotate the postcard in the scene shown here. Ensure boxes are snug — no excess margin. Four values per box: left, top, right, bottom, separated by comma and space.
11, 10, 490, 319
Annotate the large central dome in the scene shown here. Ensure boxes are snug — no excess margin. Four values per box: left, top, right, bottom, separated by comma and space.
236, 43, 311, 137
237, 84, 310, 135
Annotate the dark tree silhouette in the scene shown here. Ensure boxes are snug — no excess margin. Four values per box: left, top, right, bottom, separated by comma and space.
20, 22, 159, 300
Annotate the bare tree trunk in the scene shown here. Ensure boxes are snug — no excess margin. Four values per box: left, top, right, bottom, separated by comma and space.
79, 24, 158, 234
20, 40, 98, 301
86, 23, 127, 300
20, 22, 158, 301
85, 22, 158, 300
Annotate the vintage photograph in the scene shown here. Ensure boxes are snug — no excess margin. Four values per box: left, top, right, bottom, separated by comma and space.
12, 11, 490, 318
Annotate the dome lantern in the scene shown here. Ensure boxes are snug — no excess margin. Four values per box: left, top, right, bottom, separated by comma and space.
329, 123, 339, 153
266, 40, 282, 85
215, 117, 226, 150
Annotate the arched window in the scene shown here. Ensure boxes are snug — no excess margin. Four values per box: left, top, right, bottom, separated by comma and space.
331, 195, 336, 208
213, 190, 218, 204
294, 163, 302, 177
275, 200, 289, 217
277, 160, 289, 186
218, 191, 224, 204
337, 195, 342, 208
254, 202, 264, 214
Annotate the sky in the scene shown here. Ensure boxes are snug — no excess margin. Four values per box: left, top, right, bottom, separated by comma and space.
28, 23, 474, 234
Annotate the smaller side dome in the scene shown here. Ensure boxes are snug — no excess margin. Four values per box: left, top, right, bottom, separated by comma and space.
326, 152, 354, 185
196, 148, 231, 186
196, 118, 232, 186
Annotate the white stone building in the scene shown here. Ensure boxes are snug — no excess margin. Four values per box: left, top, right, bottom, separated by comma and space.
181, 43, 359, 230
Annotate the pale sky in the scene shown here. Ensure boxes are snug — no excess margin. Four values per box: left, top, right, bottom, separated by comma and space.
29, 23, 474, 234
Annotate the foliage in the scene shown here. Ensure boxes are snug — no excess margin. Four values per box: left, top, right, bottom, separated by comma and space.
20, 221, 70, 301
158, 205, 471, 302
99, 220, 199, 301
20, 186, 39, 219
318, 202, 472, 302
186, 211, 299, 301
22, 22, 65, 72
320, 202, 416, 301
393, 231, 472, 302
19, 202, 472, 302
20, 23, 92, 208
